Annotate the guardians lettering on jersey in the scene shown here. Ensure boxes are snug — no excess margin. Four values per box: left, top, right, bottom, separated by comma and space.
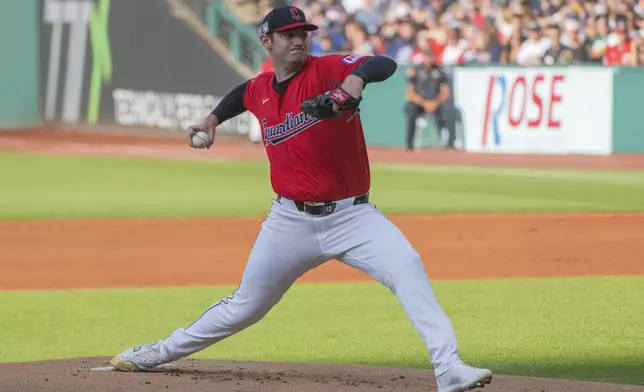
262, 111, 321, 146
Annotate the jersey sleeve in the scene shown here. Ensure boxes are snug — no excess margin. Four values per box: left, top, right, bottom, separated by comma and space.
242, 77, 258, 114
319, 54, 370, 82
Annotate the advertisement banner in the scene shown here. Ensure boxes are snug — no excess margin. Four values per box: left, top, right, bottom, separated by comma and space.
454, 67, 613, 155
40, 0, 252, 135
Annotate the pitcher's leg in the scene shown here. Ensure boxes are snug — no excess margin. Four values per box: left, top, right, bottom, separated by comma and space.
163, 208, 322, 358
329, 205, 460, 375
162, 237, 307, 358
112, 202, 322, 370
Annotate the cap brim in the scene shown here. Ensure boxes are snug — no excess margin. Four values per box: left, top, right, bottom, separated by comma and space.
273, 22, 318, 32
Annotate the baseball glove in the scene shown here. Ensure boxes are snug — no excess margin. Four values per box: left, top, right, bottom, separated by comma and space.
300, 86, 362, 120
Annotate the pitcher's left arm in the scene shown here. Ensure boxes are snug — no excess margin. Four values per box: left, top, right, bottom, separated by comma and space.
301, 55, 397, 119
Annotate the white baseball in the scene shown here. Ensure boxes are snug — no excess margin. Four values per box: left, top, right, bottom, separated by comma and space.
191, 131, 210, 149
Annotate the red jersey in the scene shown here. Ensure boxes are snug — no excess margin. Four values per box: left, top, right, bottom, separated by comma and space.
243, 54, 370, 202
603, 38, 632, 66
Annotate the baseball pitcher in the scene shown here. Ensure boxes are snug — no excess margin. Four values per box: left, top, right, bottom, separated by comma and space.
110, 6, 493, 392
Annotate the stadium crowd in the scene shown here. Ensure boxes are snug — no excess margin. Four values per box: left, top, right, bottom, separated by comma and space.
247, 0, 644, 67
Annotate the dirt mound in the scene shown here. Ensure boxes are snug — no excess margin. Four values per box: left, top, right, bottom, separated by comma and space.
1, 357, 642, 392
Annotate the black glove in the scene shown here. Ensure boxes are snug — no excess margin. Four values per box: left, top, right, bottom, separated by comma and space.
300, 86, 362, 120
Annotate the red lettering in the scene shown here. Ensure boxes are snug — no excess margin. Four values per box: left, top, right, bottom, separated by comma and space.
508, 76, 527, 127
528, 75, 544, 128
548, 75, 564, 128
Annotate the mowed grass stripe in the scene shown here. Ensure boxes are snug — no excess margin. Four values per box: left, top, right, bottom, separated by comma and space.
1, 152, 644, 219
1, 276, 643, 385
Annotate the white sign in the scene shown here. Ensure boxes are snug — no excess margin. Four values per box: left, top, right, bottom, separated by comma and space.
112, 89, 252, 135
453, 67, 613, 154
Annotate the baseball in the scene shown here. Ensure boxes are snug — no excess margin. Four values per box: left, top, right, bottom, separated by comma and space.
191, 131, 210, 149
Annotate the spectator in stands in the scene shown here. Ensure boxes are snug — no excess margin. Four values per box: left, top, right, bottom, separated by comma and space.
562, 18, 592, 62
441, 21, 467, 65
500, 11, 526, 63
633, 12, 644, 39
604, 14, 634, 65
343, 19, 375, 55
462, 26, 495, 64
636, 0, 644, 18
496, 7, 517, 45
542, 22, 576, 64
634, 34, 644, 64
484, 24, 505, 62
410, 29, 433, 65
370, 30, 387, 55
247, 0, 644, 69
311, 34, 336, 55
589, 15, 611, 61
516, 21, 551, 65
387, 18, 417, 64
353, 0, 383, 35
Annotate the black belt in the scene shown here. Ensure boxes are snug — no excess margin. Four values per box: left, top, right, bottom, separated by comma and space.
277, 193, 369, 216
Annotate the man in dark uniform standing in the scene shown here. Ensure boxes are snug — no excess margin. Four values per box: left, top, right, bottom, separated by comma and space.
404, 47, 454, 150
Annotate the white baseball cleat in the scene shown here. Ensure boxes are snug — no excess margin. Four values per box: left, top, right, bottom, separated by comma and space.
436, 362, 493, 392
110, 340, 172, 372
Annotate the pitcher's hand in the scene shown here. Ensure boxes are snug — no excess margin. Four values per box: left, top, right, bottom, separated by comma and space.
187, 114, 218, 149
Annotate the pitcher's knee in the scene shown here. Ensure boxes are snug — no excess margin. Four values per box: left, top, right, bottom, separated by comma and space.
223, 296, 278, 330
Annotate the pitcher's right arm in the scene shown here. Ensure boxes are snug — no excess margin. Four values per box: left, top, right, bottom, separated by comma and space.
188, 80, 251, 149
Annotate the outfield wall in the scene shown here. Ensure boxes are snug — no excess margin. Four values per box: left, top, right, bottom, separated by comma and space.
612, 68, 644, 154
0, 0, 41, 128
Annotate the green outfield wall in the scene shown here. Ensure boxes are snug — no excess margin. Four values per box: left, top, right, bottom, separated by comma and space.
0, 0, 40, 128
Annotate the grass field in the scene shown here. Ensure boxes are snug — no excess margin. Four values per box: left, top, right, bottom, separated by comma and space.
2, 152, 643, 386
1, 152, 644, 219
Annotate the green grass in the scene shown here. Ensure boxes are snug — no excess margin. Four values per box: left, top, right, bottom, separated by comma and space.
1, 276, 643, 385
1, 152, 644, 219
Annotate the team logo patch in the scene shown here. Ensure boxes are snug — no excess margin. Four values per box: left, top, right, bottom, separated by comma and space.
330, 88, 349, 105
342, 55, 362, 64
261, 22, 269, 34
290, 8, 302, 20
262, 111, 321, 146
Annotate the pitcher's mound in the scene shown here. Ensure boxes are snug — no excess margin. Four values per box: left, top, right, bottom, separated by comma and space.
1, 357, 642, 392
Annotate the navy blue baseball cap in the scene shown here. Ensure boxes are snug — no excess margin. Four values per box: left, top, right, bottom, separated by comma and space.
260, 6, 318, 34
